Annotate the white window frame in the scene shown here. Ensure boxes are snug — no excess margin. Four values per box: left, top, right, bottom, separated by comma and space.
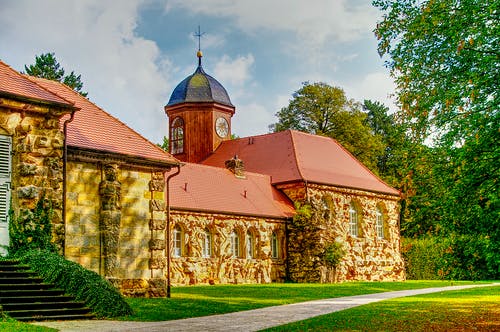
173, 225, 183, 257
230, 231, 240, 258
376, 207, 384, 239
271, 232, 279, 259
202, 229, 212, 258
349, 202, 359, 237
246, 231, 254, 259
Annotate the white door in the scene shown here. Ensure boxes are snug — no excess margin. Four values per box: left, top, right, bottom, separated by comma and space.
0, 135, 12, 256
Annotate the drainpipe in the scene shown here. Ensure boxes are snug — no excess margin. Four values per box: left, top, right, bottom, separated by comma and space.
62, 111, 76, 256
165, 164, 181, 298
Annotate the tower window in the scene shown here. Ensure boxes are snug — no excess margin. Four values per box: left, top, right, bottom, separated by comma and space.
171, 117, 184, 154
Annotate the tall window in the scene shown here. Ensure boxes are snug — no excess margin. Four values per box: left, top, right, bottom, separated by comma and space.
376, 207, 385, 239
246, 231, 254, 259
230, 231, 240, 258
202, 228, 212, 258
0, 135, 12, 255
171, 117, 184, 154
271, 232, 279, 259
173, 225, 183, 257
349, 202, 360, 237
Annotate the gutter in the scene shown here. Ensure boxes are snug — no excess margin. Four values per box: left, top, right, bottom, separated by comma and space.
165, 164, 181, 298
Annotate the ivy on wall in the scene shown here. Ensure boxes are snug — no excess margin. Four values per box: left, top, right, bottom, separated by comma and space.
8, 195, 56, 254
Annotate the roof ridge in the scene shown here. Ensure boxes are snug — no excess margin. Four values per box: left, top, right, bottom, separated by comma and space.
31, 77, 176, 160
327, 134, 400, 195
287, 130, 307, 181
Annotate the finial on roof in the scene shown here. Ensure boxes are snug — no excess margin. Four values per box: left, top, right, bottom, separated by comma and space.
194, 25, 205, 67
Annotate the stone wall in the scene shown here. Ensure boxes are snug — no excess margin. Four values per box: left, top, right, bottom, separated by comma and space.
65, 159, 168, 296
169, 210, 287, 285
280, 182, 405, 282
0, 100, 72, 251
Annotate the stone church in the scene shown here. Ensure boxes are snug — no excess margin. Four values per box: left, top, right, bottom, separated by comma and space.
0, 53, 404, 297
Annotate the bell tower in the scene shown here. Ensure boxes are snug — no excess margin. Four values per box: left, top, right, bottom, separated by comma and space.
165, 45, 235, 163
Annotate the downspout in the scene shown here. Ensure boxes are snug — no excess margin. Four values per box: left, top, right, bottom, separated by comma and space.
62, 111, 76, 256
165, 164, 181, 298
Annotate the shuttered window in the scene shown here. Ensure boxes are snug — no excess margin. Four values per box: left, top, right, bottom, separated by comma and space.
0, 135, 12, 224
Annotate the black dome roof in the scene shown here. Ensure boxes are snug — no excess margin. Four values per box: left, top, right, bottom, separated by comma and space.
167, 65, 233, 107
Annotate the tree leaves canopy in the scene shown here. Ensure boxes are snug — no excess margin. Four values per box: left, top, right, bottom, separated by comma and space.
272, 82, 385, 173
24, 53, 88, 97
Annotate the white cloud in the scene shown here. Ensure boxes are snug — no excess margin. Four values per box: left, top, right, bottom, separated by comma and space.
164, 0, 377, 44
0, 0, 174, 144
231, 102, 275, 137
345, 71, 398, 111
213, 54, 255, 86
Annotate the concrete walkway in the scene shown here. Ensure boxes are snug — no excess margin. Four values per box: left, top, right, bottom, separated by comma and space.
34, 283, 499, 332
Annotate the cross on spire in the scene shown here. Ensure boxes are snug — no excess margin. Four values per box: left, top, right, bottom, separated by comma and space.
194, 25, 205, 66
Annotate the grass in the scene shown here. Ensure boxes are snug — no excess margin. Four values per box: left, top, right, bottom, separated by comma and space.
262, 285, 500, 331
120, 280, 480, 321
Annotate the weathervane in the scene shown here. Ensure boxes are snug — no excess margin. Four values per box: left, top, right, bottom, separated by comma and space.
194, 25, 205, 66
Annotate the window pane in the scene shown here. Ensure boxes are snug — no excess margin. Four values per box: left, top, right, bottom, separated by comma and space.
376, 208, 384, 239
203, 230, 212, 258
173, 226, 182, 257
246, 232, 254, 259
271, 232, 278, 259
349, 203, 359, 237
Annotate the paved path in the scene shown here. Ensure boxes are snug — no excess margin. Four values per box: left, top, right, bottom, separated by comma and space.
34, 283, 499, 332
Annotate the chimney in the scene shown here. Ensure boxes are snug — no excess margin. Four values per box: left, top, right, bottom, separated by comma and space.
225, 155, 245, 179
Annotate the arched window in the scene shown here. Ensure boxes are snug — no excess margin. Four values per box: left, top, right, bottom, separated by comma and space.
271, 232, 279, 259
202, 228, 212, 258
246, 231, 254, 259
349, 202, 361, 237
376, 206, 385, 239
230, 230, 240, 258
171, 117, 184, 154
173, 225, 183, 257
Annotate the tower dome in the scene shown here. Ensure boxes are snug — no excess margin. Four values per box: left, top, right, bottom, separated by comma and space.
167, 63, 233, 107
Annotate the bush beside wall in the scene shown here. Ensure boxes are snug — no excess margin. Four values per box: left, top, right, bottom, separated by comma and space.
15, 250, 132, 318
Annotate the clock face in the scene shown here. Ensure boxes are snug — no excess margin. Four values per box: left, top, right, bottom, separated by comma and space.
215, 117, 229, 138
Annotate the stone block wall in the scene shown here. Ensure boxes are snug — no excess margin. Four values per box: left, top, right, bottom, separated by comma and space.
169, 211, 287, 285
65, 160, 168, 296
0, 100, 72, 251
280, 183, 405, 282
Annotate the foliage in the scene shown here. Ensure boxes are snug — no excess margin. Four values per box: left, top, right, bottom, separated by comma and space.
262, 285, 500, 331
157, 136, 169, 151
24, 52, 88, 97
374, 0, 500, 278
8, 197, 57, 254
402, 236, 495, 280
322, 242, 345, 269
0, 321, 55, 332
122, 281, 471, 321
272, 82, 385, 172
14, 250, 132, 318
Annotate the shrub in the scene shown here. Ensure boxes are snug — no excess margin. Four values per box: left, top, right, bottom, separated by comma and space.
402, 235, 493, 280
14, 250, 132, 318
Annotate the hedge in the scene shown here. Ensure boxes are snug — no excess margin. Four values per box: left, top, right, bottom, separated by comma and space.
14, 250, 132, 318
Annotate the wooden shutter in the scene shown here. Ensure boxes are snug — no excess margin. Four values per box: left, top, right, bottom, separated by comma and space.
0, 135, 12, 223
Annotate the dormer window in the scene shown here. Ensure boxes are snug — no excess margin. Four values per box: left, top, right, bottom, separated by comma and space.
171, 117, 184, 154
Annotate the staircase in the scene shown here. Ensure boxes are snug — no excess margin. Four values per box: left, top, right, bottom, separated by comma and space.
0, 260, 95, 321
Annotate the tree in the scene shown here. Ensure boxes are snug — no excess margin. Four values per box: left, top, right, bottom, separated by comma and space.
374, 0, 499, 277
157, 136, 169, 152
24, 53, 88, 97
272, 82, 385, 173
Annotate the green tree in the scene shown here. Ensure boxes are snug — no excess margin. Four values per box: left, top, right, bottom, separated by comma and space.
157, 136, 169, 152
24, 52, 88, 97
272, 82, 385, 173
374, 0, 499, 277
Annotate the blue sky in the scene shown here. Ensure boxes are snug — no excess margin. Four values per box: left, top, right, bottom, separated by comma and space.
0, 0, 395, 144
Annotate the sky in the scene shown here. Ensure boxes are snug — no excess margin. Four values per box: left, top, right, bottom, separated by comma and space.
0, 0, 396, 144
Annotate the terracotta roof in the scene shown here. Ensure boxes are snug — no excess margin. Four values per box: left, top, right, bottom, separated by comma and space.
0, 60, 74, 107
170, 163, 295, 219
31, 77, 178, 165
202, 130, 399, 196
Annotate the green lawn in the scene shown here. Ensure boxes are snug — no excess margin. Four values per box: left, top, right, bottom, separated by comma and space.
262, 285, 500, 331
121, 281, 479, 321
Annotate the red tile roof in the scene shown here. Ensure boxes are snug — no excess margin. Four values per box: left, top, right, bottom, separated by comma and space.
170, 163, 295, 219
202, 130, 399, 196
31, 77, 178, 165
0, 60, 74, 107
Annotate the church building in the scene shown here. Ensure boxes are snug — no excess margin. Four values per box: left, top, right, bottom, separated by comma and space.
0, 51, 404, 297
